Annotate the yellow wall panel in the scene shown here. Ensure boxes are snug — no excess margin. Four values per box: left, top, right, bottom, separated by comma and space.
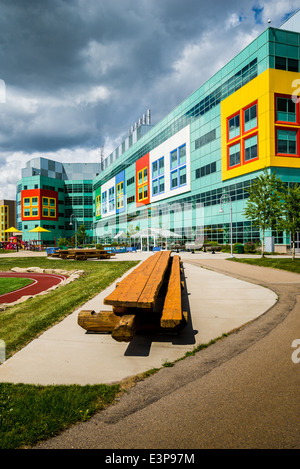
221, 68, 300, 181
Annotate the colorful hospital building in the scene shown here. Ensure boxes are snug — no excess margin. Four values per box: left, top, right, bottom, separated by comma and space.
16, 11, 300, 252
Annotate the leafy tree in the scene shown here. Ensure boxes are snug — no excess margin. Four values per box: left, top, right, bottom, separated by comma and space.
77, 224, 87, 245
244, 169, 283, 257
57, 237, 68, 247
279, 183, 300, 260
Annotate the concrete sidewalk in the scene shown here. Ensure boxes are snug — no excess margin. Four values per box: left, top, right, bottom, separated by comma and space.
0, 252, 278, 385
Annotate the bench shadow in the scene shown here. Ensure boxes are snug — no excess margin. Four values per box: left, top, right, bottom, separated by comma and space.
124, 264, 197, 357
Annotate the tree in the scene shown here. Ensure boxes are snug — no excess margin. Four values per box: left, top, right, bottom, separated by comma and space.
244, 169, 283, 257
280, 183, 300, 260
57, 237, 68, 247
77, 224, 87, 245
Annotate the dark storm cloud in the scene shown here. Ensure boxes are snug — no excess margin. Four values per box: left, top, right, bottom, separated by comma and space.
0, 0, 299, 199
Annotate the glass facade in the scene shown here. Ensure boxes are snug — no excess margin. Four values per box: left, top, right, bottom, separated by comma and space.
16, 19, 300, 251
92, 24, 300, 251
17, 160, 101, 245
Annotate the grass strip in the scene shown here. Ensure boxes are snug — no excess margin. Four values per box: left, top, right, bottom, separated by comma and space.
230, 256, 300, 274
0, 257, 138, 358
0, 382, 120, 449
0, 256, 139, 449
0, 277, 34, 295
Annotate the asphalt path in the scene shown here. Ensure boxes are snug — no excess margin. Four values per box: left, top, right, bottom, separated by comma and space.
0, 272, 67, 304
34, 258, 300, 450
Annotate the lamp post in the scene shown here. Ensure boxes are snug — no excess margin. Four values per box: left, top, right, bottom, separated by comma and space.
219, 193, 234, 258
69, 214, 78, 249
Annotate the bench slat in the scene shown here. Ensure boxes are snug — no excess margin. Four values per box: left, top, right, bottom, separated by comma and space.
138, 251, 171, 306
104, 251, 170, 308
160, 255, 182, 328
103, 253, 158, 306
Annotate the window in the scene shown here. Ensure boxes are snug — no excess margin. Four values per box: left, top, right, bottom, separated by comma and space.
22, 195, 40, 218
228, 114, 240, 140
102, 191, 107, 214
179, 145, 186, 165
229, 142, 241, 168
127, 176, 135, 186
186, 59, 257, 120
244, 103, 257, 132
170, 144, 187, 190
127, 195, 135, 204
244, 134, 258, 162
275, 56, 299, 72
227, 101, 259, 170
152, 157, 165, 196
41, 196, 56, 218
109, 187, 115, 211
138, 184, 148, 201
179, 166, 186, 185
276, 129, 297, 155
276, 96, 296, 123
195, 129, 216, 149
137, 167, 148, 201
171, 170, 178, 189
170, 150, 178, 170
117, 181, 124, 209
195, 161, 217, 179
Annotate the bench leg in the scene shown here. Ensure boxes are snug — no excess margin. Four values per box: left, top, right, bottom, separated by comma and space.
111, 314, 136, 342
78, 310, 120, 332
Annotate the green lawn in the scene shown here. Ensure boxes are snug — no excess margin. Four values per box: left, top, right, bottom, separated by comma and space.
0, 256, 138, 449
0, 256, 138, 359
0, 382, 120, 449
231, 256, 300, 274
0, 277, 34, 295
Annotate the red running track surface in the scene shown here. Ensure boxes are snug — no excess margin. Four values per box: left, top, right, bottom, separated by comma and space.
0, 272, 68, 304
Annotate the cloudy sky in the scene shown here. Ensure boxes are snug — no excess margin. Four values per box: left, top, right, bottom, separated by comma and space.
0, 0, 299, 199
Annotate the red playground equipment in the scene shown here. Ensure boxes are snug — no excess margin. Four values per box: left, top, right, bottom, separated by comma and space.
4, 237, 25, 250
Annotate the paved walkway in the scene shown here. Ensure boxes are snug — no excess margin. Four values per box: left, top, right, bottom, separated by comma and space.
0, 251, 278, 385
34, 253, 300, 449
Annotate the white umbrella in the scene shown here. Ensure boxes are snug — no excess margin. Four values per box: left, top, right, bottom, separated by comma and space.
152, 228, 182, 238
130, 227, 181, 251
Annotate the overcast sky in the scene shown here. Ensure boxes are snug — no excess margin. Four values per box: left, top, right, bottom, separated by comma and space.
0, 0, 299, 199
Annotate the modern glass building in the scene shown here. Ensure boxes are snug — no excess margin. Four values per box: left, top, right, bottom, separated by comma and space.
16, 11, 300, 251
92, 13, 300, 252
16, 158, 101, 245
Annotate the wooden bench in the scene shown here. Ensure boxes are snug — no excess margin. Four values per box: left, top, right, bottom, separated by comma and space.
78, 251, 187, 342
104, 250, 171, 311
160, 255, 186, 328
50, 249, 115, 260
